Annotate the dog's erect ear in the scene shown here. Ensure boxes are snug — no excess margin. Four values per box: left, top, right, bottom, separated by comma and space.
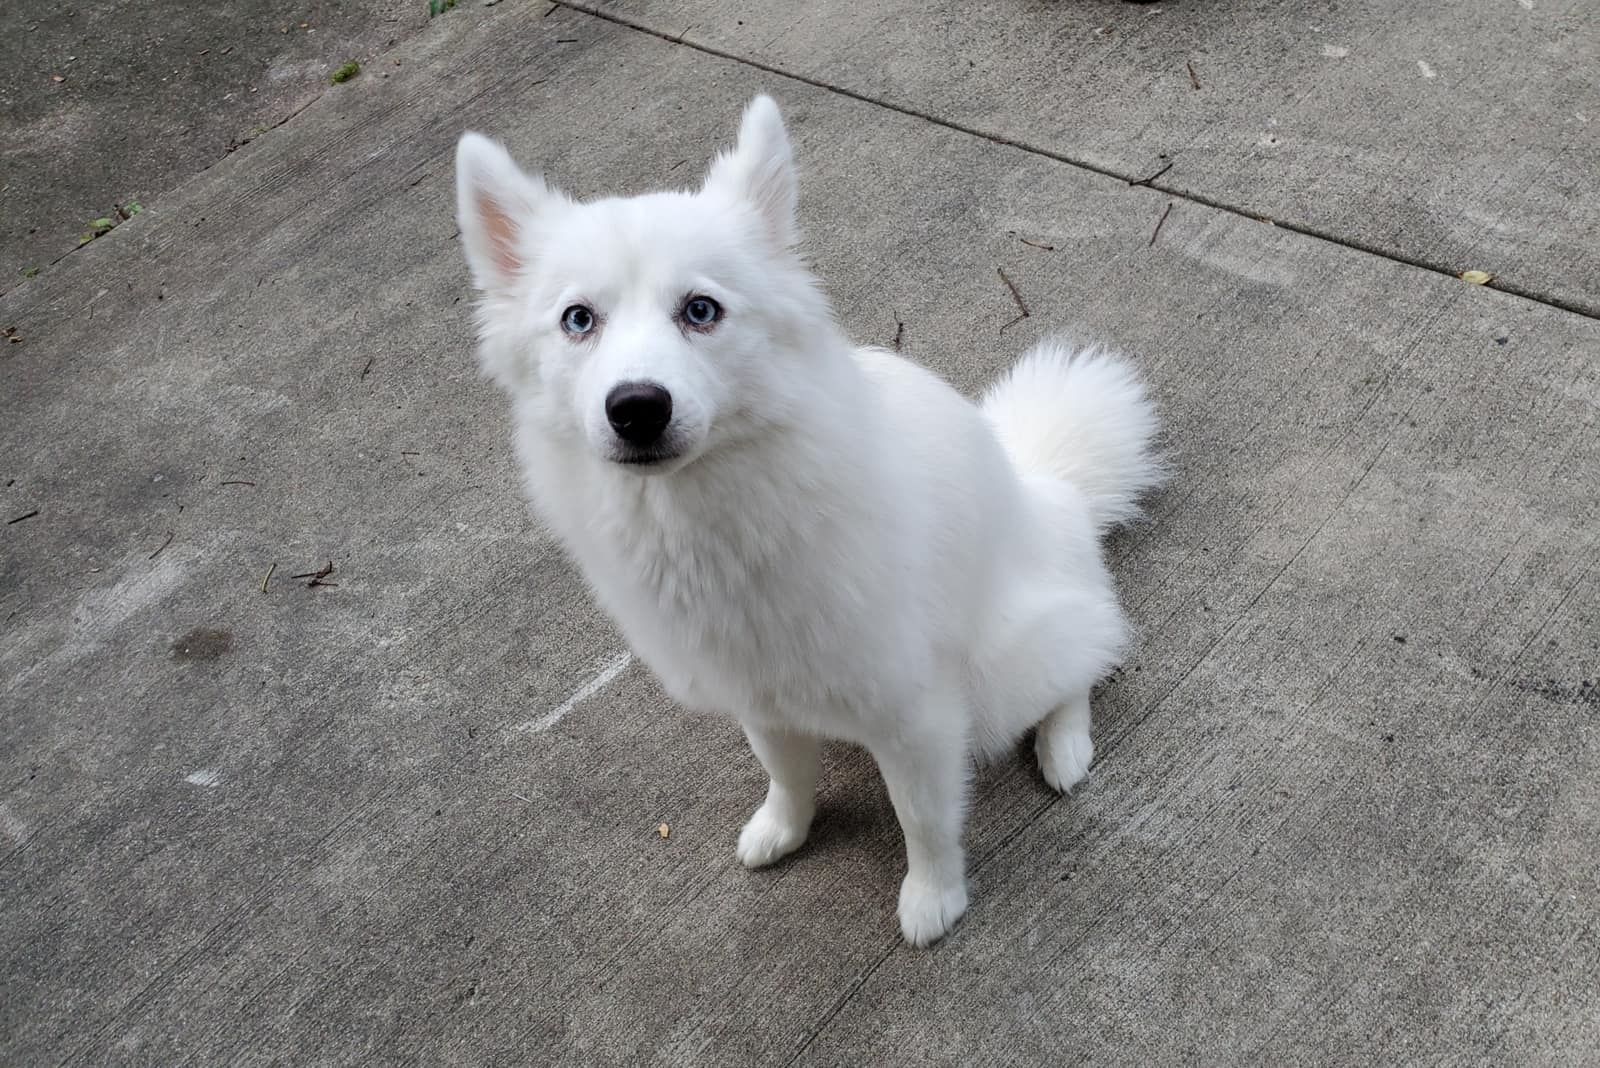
703, 95, 798, 250
455, 132, 556, 295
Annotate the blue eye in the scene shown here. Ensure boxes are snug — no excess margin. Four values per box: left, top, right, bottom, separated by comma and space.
561, 304, 595, 336
683, 296, 721, 328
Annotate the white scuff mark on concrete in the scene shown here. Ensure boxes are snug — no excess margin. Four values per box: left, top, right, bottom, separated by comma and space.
1517, 0, 1534, 10
5, 549, 193, 694
7, 553, 187, 690
266, 57, 324, 84
0, 803, 27, 844
1418, 60, 1437, 79
1461, 205, 1518, 236
1322, 44, 1350, 58
216, 384, 291, 414
70, 554, 186, 647
185, 769, 222, 787
512, 651, 634, 733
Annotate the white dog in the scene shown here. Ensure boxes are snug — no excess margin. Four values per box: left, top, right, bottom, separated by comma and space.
455, 96, 1161, 946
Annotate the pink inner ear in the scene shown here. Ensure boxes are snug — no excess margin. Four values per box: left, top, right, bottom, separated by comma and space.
477, 189, 522, 277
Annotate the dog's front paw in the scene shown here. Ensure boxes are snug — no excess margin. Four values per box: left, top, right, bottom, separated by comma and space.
736, 801, 810, 869
897, 874, 968, 947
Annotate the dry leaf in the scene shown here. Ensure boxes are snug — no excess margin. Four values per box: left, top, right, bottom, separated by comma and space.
657, 823, 670, 839
1458, 270, 1494, 285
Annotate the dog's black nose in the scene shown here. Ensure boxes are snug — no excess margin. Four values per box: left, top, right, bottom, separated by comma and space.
605, 381, 673, 446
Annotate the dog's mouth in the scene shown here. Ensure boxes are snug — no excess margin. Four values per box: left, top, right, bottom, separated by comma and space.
600, 422, 702, 474
609, 444, 687, 471
618, 451, 674, 466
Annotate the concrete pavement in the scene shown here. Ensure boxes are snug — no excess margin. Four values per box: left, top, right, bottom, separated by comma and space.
2, 2, 1597, 1064
570, 0, 1600, 314
1, 0, 426, 294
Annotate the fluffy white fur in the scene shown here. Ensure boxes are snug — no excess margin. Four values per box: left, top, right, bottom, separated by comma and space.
456, 96, 1163, 947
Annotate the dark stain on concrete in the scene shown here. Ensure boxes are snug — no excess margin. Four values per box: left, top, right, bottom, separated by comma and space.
1515, 677, 1599, 709
171, 626, 233, 661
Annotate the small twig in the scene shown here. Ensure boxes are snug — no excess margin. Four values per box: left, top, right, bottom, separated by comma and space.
1149, 201, 1174, 247
261, 562, 276, 593
555, 37, 577, 43
400, 450, 421, 457
1187, 61, 1201, 90
220, 480, 256, 487
666, 159, 688, 172
360, 356, 374, 378
1017, 236, 1055, 251
1128, 160, 1173, 187
290, 560, 336, 588
996, 266, 1030, 319
510, 793, 534, 804
6, 509, 40, 525
148, 531, 175, 560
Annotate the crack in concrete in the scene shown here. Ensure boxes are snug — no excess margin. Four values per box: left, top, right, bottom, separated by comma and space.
551, 0, 1600, 323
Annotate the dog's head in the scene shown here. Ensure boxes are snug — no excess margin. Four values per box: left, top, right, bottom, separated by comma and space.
456, 96, 826, 475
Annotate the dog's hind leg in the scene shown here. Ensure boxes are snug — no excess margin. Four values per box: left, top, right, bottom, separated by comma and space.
736, 724, 820, 868
1035, 691, 1094, 793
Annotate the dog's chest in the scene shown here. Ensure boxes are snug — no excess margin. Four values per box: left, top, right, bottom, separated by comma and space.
604, 512, 815, 643
576, 496, 885, 715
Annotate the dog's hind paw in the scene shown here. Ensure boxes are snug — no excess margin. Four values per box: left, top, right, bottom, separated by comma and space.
736, 801, 810, 868
897, 874, 968, 947
1036, 695, 1094, 794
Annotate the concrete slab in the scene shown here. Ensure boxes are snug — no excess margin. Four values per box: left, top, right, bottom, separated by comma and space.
2, 4, 1597, 1065
568, 0, 1600, 315
1, 0, 425, 294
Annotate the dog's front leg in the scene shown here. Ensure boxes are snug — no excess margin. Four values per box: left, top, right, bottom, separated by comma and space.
736, 724, 820, 868
872, 714, 970, 947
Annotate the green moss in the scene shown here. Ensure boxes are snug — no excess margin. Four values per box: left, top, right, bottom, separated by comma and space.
331, 61, 360, 84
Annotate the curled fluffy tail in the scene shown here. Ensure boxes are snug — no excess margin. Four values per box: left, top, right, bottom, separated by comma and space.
981, 337, 1164, 534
